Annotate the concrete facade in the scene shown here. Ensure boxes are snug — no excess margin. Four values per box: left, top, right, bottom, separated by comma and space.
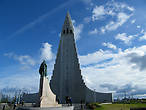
50, 12, 112, 103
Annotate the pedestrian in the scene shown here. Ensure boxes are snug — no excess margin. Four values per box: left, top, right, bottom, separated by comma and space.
57, 97, 60, 104
2, 105, 5, 110
13, 103, 16, 110
81, 100, 83, 109
69, 97, 72, 106
65, 96, 69, 105
22, 101, 24, 106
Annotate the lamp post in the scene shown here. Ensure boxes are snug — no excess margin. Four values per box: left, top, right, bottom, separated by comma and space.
94, 89, 96, 102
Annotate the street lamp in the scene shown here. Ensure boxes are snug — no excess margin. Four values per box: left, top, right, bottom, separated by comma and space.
94, 89, 96, 102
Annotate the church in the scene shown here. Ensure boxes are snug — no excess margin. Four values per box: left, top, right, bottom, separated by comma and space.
50, 12, 112, 103
22, 12, 112, 104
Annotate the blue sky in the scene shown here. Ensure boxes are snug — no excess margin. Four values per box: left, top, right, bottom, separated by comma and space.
1, 0, 146, 98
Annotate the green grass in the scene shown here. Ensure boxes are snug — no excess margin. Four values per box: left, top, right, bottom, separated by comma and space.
95, 104, 146, 110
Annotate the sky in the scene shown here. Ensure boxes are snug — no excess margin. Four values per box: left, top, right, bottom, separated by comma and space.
1, 0, 146, 99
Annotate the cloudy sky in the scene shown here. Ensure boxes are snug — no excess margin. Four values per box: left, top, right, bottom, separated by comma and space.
1, 0, 146, 98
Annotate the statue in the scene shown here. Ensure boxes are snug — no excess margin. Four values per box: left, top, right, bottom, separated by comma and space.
38, 60, 61, 107
39, 60, 47, 77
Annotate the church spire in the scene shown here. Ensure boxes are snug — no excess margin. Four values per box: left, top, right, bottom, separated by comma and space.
62, 12, 74, 35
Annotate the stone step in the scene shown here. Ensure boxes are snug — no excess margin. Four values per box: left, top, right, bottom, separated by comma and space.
16, 106, 74, 110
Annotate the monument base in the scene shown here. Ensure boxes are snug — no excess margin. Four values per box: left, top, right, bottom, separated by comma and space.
38, 76, 61, 107
17, 106, 74, 110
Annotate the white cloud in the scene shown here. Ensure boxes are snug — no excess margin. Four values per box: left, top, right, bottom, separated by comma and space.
88, 28, 98, 35
102, 42, 117, 50
79, 45, 146, 96
92, 6, 106, 21
18, 56, 36, 66
141, 29, 144, 34
84, 17, 91, 23
139, 32, 146, 41
91, 0, 134, 22
137, 25, 141, 29
79, 49, 114, 66
127, 6, 135, 11
90, 1, 134, 33
2, 43, 56, 92
40, 43, 54, 61
4, 53, 36, 66
101, 27, 105, 34
91, 1, 134, 22
72, 20, 84, 40
106, 1, 134, 12
74, 24, 83, 40
131, 19, 136, 24
72, 19, 76, 24
0, 65, 39, 93
4, 43, 55, 67
115, 33, 134, 44
102, 12, 131, 32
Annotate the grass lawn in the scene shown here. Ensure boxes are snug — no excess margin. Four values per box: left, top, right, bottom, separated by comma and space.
95, 104, 146, 110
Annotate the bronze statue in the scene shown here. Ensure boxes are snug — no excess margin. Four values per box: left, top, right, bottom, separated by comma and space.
39, 60, 47, 77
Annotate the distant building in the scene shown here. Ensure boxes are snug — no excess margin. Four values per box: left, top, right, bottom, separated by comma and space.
22, 93, 39, 103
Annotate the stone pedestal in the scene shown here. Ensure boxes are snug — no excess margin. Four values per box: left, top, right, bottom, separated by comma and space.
38, 76, 61, 107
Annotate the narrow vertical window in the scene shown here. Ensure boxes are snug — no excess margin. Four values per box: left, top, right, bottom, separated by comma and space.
63, 30, 65, 34
67, 28, 69, 34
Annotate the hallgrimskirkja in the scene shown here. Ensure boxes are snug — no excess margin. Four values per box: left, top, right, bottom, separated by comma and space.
50, 12, 112, 103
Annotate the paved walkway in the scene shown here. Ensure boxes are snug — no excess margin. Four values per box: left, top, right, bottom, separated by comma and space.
99, 103, 112, 105
16, 104, 90, 110
17, 106, 74, 110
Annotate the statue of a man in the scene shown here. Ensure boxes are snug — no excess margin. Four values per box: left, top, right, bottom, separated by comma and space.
39, 60, 47, 77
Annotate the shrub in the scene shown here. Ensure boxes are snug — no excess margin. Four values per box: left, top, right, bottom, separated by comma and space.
87, 103, 101, 109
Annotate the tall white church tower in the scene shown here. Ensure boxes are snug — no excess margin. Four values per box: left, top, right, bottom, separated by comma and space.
50, 12, 112, 103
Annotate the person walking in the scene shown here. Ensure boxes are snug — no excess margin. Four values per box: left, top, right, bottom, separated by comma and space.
13, 103, 16, 110
2, 105, 5, 110
69, 97, 72, 106
22, 101, 24, 106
